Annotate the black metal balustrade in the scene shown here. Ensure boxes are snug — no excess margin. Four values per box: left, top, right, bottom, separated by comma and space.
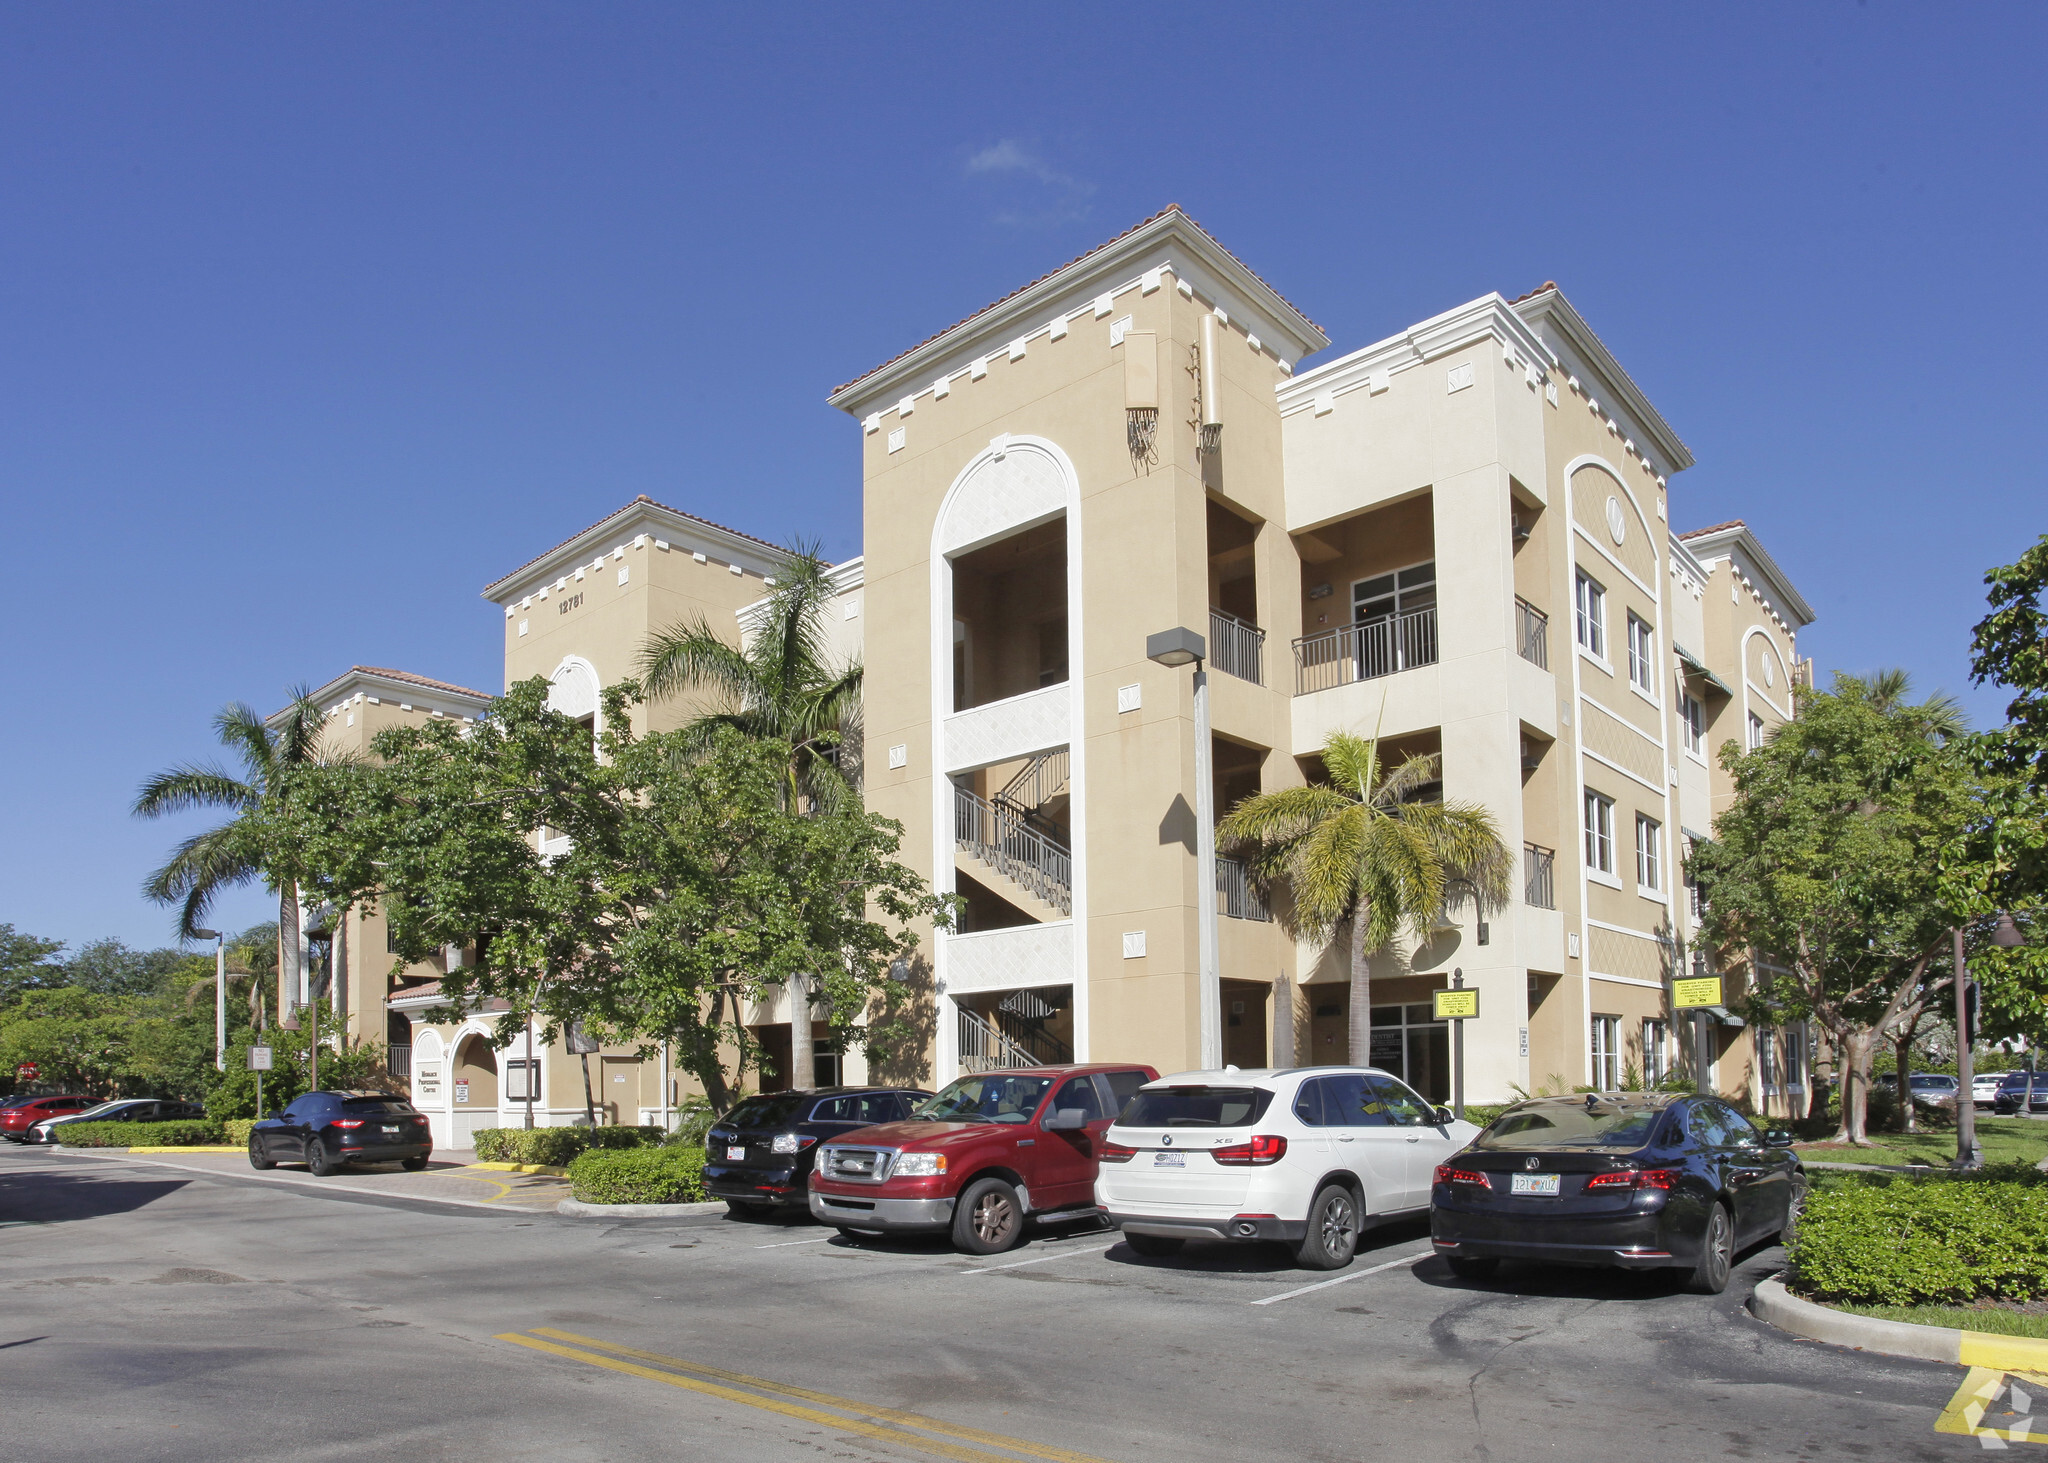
1216, 855, 1272, 922
955, 785, 1073, 915
1292, 607, 1439, 695
1209, 607, 1266, 686
1516, 598, 1549, 670
1524, 842, 1556, 909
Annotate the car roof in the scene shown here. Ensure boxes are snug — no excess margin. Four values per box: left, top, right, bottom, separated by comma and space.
1139, 1065, 1404, 1088
956, 1064, 1153, 1077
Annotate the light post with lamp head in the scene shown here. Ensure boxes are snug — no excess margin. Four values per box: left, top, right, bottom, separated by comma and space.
1147, 626, 1221, 1070
1956, 911, 2027, 1171
192, 928, 224, 1071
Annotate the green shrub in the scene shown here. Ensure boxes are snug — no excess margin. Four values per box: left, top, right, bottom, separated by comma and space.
53, 1120, 223, 1148
1462, 1104, 1512, 1130
471, 1124, 658, 1166
1791, 1173, 2048, 1305
568, 1147, 707, 1205
223, 1119, 256, 1147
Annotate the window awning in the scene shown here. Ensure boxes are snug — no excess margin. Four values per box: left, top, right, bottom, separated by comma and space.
1673, 643, 1734, 697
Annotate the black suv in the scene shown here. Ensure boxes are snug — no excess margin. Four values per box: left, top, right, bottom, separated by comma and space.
250, 1091, 433, 1174
705, 1086, 929, 1217
1994, 1072, 2048, 1116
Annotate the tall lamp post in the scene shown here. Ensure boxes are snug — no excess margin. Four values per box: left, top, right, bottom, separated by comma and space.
192, 928, 224, 1071
1147, 626, 1221, 1070
1958, 912, 2029, 1171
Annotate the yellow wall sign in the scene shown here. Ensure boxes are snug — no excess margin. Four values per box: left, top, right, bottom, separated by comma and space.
1433, 988, 1480, 1020
1673, 977, 1724, 1010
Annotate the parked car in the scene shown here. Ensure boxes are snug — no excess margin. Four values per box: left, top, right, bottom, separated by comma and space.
1974, 1072, 2013, 1108
1906, 1074, 1960, 1108
1429, 1092, 1805, 1294
23, 1097, 207, 1144
1, 1094, 96, 1141
1095, 1066, 1478, 1270
704, 1085, 930, 1217
249, 1091, 432, 1174
809, 1063, 1157, 1254
1993, 1072, 2048, 1116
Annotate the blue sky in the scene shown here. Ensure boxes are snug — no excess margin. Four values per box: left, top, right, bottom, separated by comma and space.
4, 6, 2042, 951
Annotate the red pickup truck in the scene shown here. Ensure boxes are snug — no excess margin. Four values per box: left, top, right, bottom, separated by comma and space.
808, 1063, 1157, 1254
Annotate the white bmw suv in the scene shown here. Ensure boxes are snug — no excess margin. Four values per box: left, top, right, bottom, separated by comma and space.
1095, 1066, 1480, 1269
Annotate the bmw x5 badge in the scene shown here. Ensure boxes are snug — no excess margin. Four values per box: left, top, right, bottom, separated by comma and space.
1161, 1135, 1173, 1146
1525, 1156, 1540, 1170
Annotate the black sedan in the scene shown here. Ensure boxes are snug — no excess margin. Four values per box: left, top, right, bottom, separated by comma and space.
250, 1090, 432, 1175
704, 1086, 929, 1217
1429, 1092, 1805, 1294
1994, 1072, 2048, 1116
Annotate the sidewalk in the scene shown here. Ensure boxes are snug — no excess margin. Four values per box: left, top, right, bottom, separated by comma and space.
55, 1147, 574, 1213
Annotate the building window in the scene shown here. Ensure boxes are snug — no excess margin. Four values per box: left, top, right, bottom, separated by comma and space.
1680, 692, 1705, 755
1627, 613, 1655, 693
1591, 1015, 1621, 1091
1785, 1026, 1807, 1092
1368, 1002, 1452, 1104
1747, 712, 1766, 750
1574, 570, 1606, 660
1636, 814, 1662, 892
1643, 1018, 1669, 1087
1584, 790, 1615, 875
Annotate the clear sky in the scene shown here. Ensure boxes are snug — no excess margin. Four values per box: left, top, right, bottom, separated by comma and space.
4, 6, 2042, 951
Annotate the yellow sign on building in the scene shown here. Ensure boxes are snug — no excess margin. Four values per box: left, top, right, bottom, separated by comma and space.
1673, 977, 1724, 1010
1433, 988, 1480, 1020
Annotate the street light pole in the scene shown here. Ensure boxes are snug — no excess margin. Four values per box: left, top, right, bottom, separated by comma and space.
1954, 926, 1981, 1171
193, 928, 224, 1072
1148, 626, 1222, 1070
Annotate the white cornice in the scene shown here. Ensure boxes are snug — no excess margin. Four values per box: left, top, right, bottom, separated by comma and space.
1667, 532, 1711, 587
1512, 289, 1694, 474
1680, 524, 1817, 628
480, 499, 793, 606
828, 209, 1329, 417
1276, 293, 1557, 415
279, 667, 493, 728
736, 556, 863, 635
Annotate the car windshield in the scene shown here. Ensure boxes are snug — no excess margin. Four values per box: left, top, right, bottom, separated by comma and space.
1910, 1076, 1952, 1088
1476, 1102, 1668, 1150
913, 1075, 1054, 1124
722, 1094, 811, 1129
1121, 1086, 1274, 1128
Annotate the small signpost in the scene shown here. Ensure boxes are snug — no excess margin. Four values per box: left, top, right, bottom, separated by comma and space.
1672, 977, 1724, 1094
247, 1044, 272, 1118
16, 1062, 39, 1084
1435, 970, 1480, 1121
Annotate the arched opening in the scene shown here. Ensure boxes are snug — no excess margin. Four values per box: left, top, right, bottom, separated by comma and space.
386, 1012, 413, 1080
452, 1033, 499, 1111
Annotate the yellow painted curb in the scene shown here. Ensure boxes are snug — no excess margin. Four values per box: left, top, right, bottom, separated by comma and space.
469, 1161, 570, 1178
124, 1146, 245, 1154
1960, 1331, 2048, 1375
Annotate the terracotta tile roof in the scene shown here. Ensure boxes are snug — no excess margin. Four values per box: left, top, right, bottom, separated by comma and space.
482, 494, 794, 600
830, 204, 1324, 399
1510, 281, 1561, 305
351, 667, 493, 700
1678, 520, 1747, 540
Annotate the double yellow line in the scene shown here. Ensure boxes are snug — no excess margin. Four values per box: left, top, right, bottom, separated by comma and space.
497, 1328, 1116, 1463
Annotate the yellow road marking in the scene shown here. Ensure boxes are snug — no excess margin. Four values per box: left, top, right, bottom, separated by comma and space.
1935, 1366, 2048, 1445
499, 1329, 1116, 1463
446, 1173, 515, 1203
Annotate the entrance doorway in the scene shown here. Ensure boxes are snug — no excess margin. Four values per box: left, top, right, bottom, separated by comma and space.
1221, 979, 1269, 1069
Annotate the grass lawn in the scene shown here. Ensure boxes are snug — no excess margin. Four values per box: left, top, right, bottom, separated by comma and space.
1794, 1118, 2048, 1168
1832, 1301, 2048, 1339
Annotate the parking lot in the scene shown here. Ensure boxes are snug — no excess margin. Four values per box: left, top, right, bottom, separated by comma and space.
0, 1141, 2002, 1462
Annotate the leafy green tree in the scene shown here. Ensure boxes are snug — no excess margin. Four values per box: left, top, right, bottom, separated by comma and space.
1218, 733, 1512, 1066
1692, 671, 1987, 1143
205, 1023, 387, 1120
134, 691, 341, 1032
0, 924, 66, 1006
0, 985, 213, 1100
282, 678, 947, 1114
60, 939, 188, 997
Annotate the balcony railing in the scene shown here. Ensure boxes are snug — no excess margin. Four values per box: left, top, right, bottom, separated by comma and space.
387, 1043, 412, 1080
955, 784, 1073, 915
1292, 607, 1439, 695
1524, 842, 1556, 909
1516, 598, 1549, 670
1216, 855, 1271, 922
1209, 607, 1266, 686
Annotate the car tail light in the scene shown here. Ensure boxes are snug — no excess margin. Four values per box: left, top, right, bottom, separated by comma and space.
1098, 1141, 1137, 1164
1211, 1135, 1288, 1166
331, 1119, 364, 1130
1585, 1167, 1681, 1191
1434, 1165, 1491, 1188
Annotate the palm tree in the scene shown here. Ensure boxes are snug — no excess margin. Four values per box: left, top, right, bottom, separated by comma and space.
638, 543, 860, 1090
1837, 667, 1967, 743
135, 692, 334, 1034
1218, 731, 1512, 1067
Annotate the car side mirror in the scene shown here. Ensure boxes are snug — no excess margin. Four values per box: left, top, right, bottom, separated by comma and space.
1433, 1107, 1455, 1127
1764, 1128, 1794, 1149
1041, 1108, 1087, 1132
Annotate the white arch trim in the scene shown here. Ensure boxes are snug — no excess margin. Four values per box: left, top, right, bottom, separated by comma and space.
1565, 456, 1659, 601
1741, 626, 1791, 722
547, 655, 604, 734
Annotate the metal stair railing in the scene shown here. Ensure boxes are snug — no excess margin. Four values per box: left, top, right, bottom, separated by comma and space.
995, 990, 1073, 1063
958, 1005, 1038, 1074
955, 784, 1073, 915
993, 748, 1070, 820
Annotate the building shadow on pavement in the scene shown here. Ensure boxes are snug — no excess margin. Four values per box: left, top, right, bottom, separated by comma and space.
1412, 1241, 1785, 1301
0, 1172, 190, 1225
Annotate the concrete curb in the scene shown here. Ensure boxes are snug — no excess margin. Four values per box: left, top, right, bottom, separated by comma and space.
1751, 1276, 2048, 1372
470, 1160, 570, 1177
555, 1197, 726, 1219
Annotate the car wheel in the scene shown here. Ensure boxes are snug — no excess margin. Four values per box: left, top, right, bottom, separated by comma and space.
951, 1177, 1024, 1255
1780, 1179, 1808, 1245
1686, 1202, 1734, 1294
304, 1138, 338, 1177
1293, 1184, 1360, 1271
401, 1155, 429, 1172
1124, 1233, 1184, 1259
248, 1135, 274, 1171
1446, 1255, 1500, 1281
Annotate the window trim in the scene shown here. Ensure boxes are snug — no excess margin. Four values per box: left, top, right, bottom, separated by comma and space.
1590, 1014, 1621, 1092
1574, 569, 1609, 669
1348, 558, 1439, 623
1583, 789, 1618, 885
1747, 711, 1767, 750
1626, 612, 1658, 705
1678, 690, 1707, 763
1635, 812, 1663, 897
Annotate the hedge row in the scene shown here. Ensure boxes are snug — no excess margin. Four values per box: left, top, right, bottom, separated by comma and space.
224, 1119, 257, 1147
470, 1125, 661, 1166
1791, 1166, 2048, 1306
567, 1147, 708, 1205
53, 1120, 223, 1148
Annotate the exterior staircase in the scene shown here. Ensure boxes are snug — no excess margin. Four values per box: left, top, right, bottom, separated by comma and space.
955, 768, 1072, 919
958, 994, 1073, 1073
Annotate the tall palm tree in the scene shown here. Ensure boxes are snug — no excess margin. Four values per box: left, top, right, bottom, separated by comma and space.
1218, 732, 1513, 1068
1837, 667, 1967, 743
638, 543, 860, 1090
135, 691, 334, 1033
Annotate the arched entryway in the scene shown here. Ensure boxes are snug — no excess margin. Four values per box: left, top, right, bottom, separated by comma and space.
451, 1033, 499, 1146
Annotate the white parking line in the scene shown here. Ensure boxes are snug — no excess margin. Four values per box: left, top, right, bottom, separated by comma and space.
754, 1236, 834, 1248
1249, 1248, 1430, 1305
962, 1243, 1114, 1275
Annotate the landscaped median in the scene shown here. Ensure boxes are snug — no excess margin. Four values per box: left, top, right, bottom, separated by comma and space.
50, 1119, 238, 1153
1753, 1162, 2048, 1370
555, 1145, 717, 1218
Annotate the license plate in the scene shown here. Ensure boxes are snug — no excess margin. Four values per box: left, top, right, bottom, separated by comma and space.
727, 1146, 745, 1161
381, 1126, 399, 1135
1511, 1173, 1560, 1196
1153, 1151, 1184, 1168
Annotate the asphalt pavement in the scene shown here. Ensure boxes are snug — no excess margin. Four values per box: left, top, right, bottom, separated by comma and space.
0, 1142, 2003, 1462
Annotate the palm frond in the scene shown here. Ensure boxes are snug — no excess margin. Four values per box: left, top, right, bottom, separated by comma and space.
134, 764, 257, 819
1320, 732, 1381, 800
1217, 785, 1354, 851
213, 702, 278, 782
142, 823, 263, 937
639, 617, 764, 708
271, 686, 329, 768
1376, 752, 1442, 808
